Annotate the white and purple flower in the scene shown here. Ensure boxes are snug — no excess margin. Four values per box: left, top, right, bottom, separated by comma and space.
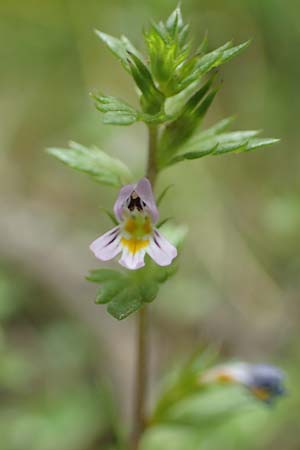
202, 362, 285, 403
90, 178, 177, 270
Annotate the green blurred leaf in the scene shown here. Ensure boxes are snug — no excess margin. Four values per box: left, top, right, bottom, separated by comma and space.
47, 142, 132, 187
160, 386, 250, 428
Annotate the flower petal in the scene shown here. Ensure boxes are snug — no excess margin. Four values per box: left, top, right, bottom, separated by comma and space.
119, 246, 146, 270
90, 226, 122, 261
113, 183, 135, 221
135, 178, 159, 223
147, 229, 177, 266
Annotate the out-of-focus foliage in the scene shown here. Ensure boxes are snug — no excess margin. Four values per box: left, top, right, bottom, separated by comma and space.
0, 268, 119, 450
0, 0, 299, 449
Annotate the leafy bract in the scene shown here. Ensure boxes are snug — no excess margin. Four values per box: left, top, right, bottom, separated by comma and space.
47, 142, 132, 187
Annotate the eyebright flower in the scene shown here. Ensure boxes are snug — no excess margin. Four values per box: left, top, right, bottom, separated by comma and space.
90, 178, 177, 270
202, 362, 285, 404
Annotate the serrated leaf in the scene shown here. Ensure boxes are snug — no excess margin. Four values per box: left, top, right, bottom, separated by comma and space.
120, 35, 144, 61
178, 41, 249, 92
47, 142, 132, 187
139, 280, 159, 303
92, 93, 139, 125
220, 40, 251, 64
128, 52, 165, 114
244, 137, 280, 151
102, 112, 137, 125
95, 30, 131, 72
160, 110, 278, 168
107, 285, 143, 320
86, 269, 124, 283
96, 280, 126, 304
192, 117, 236, 140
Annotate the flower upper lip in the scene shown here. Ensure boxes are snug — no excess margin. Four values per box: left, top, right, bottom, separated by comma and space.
114, 178, 159, 224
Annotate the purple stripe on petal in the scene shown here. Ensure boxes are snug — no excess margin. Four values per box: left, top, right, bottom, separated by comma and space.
146, 228, 177, 266
90, 226, 122, 261
113, 183, 135, 221
135, 178, 159, 224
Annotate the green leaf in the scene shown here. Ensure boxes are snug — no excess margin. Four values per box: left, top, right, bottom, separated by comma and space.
47, 142, 132, 187
107, 286, 144, 319
164, 81, 200, 117
178, 41, 249, 91
161, 118, 279, 168
127, 52, 165, 114
158, 77, 218, 167
220, 40, 251, 64
92, 93, 139, 126
86, 269, 124, 283
96, 280, 125, 304
166, 5, 184, 37
192, 116, 235, 140
95, 30, 138, 72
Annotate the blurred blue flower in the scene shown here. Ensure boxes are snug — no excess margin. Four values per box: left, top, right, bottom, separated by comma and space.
202, 362, 285, 404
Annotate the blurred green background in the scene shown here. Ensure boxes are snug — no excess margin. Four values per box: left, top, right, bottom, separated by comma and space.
0, 0, 299, 449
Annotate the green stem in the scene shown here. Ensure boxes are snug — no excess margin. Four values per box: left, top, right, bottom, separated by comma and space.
146, 125, 158, 185
131, 125, 158, 450
131, 306, 148, 449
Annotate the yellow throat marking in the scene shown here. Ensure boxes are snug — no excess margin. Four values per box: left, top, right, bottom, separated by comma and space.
123, 216, 152, 237
121, 237, 149, 254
